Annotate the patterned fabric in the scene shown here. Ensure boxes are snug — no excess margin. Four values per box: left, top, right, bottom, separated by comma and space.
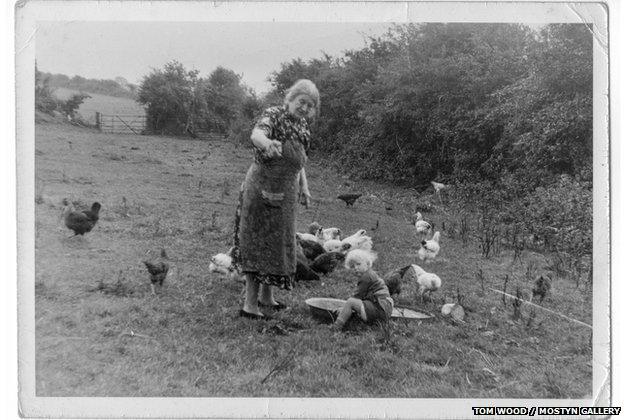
231, 106, 310, 290
254, 106, 311, 162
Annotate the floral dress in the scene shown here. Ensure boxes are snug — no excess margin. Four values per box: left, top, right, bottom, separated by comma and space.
232, 105, 311, 290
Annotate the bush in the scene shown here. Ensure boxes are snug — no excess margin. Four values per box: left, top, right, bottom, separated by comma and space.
35, 65, 57, 114
58, 93, 91, 119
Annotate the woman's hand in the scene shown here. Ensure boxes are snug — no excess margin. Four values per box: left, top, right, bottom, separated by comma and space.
264, 140, 282, 158
299, 189, 312, 209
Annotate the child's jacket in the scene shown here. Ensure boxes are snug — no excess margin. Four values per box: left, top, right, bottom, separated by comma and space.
354, 270, 393, 317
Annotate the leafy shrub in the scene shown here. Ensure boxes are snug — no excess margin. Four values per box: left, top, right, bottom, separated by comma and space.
138, 61, 257, 137
35, 65, 57, 114
57, 93, 91, 119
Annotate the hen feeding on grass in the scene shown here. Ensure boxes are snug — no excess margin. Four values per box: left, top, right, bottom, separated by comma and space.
143, 248, 170, 295
418, 231, 441, 263
62, 198, 101, 236
532, 272, 552, 303
310, 252, 346, 275
384, 265, 413, 297
337, 193, 362, 207
296, 234, 325, 261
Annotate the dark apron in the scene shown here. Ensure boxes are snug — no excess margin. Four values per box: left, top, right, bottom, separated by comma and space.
238, 138, 307, 277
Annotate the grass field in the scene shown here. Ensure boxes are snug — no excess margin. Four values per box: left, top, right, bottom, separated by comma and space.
53, 87, 145, 124
34, 118, 592, 398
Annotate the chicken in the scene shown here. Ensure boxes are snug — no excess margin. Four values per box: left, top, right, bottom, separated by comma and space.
296, 258, 320, 281
532, 272, 552, 303
431, 181, 448, 204
418, 231, 441, 263
143, 248, 170, 295
208, 247, 237, 278
342, 229, 373, 251
337, 193, 362, 207
431, 181, 447, 193
310, 252, 346, 275
384, 265, 412, 297
296, 242, 308, 262
296, 232, 321, 243
414, 212, 433, 239
320, 227, 341, 242
62, 199, 101, 236
296, 235, 325, 261
410, 264, 442, 300
307, 222, 323, 236
322, 239, 346, 253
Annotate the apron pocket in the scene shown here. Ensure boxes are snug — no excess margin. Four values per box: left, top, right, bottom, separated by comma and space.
261, 190, 284, 208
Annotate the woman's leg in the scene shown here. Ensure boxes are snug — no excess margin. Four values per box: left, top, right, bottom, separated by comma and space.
242, 274, 262, 316
335, 297, 367, 328
258, 283, 278, 306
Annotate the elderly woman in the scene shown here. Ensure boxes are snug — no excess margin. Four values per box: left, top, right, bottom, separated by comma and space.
233, 79, 319, 319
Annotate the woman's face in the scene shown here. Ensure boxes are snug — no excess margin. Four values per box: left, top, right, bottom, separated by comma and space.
287, 94, 316, 119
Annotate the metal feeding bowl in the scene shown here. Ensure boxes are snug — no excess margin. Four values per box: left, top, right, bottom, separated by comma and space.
305, 297, 345, 322
391, 307, 434, 320
305, 297, 433, 322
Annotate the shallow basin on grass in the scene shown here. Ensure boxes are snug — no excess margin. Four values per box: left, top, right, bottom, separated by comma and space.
306, 298, 433, 322
391, 307, 434, 320
305, 297, 345, 322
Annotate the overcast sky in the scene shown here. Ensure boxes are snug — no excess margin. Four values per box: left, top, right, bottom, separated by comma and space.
36, 21, 393, 95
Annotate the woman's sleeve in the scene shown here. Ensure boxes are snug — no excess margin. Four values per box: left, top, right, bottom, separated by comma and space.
254, 107, 277, 139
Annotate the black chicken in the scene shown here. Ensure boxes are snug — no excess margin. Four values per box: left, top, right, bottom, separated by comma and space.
384, 265, 412, 297
143, 248, 170, 295
296, 236, 325, 261
296, 259, 320, 281
310, 252, 346, 275
337, 193, 362, 207
532, 273, 552, 303
62, 199, 101, 236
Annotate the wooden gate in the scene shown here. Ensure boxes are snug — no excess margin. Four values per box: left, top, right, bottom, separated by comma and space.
96, 112, 146, 134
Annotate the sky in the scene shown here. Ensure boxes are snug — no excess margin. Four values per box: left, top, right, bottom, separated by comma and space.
36, 21, 393, 95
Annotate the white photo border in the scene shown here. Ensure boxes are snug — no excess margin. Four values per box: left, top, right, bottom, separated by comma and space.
16, 1, 610, 418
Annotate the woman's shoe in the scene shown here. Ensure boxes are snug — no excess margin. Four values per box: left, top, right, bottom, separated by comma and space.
239, 309, 271, 320
258, 301, 287, 311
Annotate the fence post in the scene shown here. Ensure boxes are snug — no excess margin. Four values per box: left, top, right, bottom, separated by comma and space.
95, 112, 101, 130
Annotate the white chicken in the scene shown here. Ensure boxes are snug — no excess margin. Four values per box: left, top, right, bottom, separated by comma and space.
297, 232, 321, 243
418, 231, 440, 263
319, 227, 341, 242
431, 181, 448, 205
296, 222, 324, 244
410, 264, 442, 300
208, 247, 238, 279
414, 212, 432, 239
323, 239, 349, 253
341, 229, 373, 251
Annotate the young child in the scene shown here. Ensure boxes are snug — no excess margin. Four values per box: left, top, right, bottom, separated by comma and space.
333, 249, 394, 329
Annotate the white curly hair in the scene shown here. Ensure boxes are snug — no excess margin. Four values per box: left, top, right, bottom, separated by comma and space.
284, 79, 320, 117
344, 249, 378, 270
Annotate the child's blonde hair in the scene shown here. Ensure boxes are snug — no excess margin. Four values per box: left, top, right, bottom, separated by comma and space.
344, 249, 377, 270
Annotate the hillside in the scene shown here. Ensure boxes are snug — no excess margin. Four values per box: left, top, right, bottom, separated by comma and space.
42, 72, 137, 99
53, 87, 145, 124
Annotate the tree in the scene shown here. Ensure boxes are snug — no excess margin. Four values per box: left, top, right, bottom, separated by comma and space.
137, 61, 199, 135
202, 67, 248, 133
35, 63, 57, 114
